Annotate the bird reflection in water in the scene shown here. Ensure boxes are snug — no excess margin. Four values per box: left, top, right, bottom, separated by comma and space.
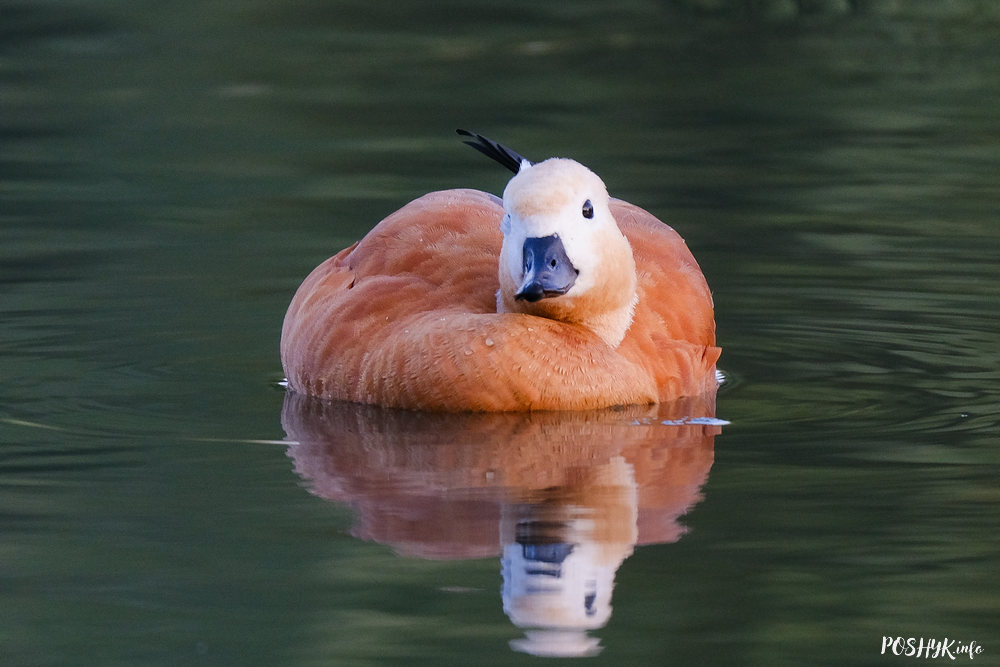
501, 456, 637, 658
281, 392, 723, 657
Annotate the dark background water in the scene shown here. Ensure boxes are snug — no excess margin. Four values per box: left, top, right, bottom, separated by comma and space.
2, 1, 999, 665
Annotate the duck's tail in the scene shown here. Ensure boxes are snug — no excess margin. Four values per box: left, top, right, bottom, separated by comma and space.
457, 129, 532, 174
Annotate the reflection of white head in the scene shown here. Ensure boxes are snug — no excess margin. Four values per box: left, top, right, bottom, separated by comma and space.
500, 456, 639, 657
500, 456, 639, 658
502, 522, 617, 629
502, 521, 619, 658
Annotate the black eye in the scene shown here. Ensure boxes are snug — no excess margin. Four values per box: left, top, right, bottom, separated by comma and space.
582, 199, 594, 219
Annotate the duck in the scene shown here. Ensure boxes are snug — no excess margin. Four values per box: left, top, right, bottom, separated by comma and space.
280, 130, 721, 411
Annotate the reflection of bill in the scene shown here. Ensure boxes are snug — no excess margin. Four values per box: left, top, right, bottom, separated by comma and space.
281, 392, 722, 656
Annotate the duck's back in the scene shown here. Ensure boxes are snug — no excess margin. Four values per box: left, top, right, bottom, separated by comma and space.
280, 188, 719, 411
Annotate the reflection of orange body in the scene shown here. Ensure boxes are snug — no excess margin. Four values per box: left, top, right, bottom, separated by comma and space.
283, 392, 719, 559
280, 187, 720, 411
282, 392, 721, 657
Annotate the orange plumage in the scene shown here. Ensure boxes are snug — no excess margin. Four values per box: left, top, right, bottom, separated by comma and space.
281, 186, 720, 411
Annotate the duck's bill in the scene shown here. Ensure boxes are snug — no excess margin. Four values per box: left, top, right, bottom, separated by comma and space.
515, 235, 578, 302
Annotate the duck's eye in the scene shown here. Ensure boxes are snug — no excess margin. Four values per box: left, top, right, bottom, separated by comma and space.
582, 199, 594, 219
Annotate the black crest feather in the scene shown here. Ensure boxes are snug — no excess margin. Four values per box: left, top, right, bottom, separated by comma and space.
456, 129, 532, 174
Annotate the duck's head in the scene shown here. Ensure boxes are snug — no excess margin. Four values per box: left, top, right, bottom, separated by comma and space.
497, 158, 638, 347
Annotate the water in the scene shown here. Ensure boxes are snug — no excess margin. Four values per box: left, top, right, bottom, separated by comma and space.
3, 2, 999, 664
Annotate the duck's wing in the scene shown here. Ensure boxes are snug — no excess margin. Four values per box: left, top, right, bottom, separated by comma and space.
611, 199, 722, 400
457, 129, 531, 174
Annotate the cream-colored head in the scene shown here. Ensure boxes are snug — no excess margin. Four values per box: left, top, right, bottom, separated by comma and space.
497, 158, 638, 347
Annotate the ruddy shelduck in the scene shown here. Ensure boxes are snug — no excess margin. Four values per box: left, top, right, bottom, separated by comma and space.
280, 131, 721, 411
